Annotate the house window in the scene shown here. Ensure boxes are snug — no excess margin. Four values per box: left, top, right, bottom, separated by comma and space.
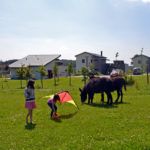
138, 60, 141, 64
94, 59, 98, 62
56, 62, 63, 66
82, 59, 85, 63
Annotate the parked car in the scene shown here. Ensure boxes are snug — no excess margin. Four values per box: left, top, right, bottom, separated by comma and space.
133, 67, 142, 75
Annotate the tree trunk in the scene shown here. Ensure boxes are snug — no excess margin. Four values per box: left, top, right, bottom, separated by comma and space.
69, 75, 71, 86
147, 65, 149, 84
20, 79, 23, 88
41, 77, 43, 88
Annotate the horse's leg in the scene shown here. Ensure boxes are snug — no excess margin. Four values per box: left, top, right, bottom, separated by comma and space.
101, 92, 104, 104
120, 89, 123, 103
115, 90, 120, 103
108, 92, 113, 105
91, 93, 94, 104
106, 92, 112, 105
88, 93, 94, 104
88, 94, 90, 104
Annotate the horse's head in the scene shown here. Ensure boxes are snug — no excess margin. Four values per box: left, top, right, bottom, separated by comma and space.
79, 88, 87, 103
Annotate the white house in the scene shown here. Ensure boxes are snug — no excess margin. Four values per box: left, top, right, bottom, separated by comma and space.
131, 54, 150, 72
56, 59, 76, 76
75, 51, 107, 74
9, 54, 61, 79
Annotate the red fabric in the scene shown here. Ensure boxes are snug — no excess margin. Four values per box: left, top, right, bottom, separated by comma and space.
58, 91, 73, 103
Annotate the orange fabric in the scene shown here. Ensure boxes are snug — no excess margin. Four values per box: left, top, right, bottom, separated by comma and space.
57, 91, 77, 108
58, 91, 73, 103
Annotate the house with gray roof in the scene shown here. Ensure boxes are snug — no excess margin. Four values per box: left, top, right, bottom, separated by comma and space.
9, 54, 61, 79
55, 59, 76, 76
131, 54, 150, 72
75, 51, 107, 74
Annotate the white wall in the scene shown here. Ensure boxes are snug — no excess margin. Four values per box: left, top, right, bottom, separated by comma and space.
45, 60, 68, 77
10, 60, 72, 79
10, 68, 17, 79
76, 53, 92, 71
132, 55, 149, 71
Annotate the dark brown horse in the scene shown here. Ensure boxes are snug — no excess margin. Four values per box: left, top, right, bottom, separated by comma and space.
110, 77, 126, 103
92, 76, 126, 103
79, 77, 113, 105
79, 77, 126, 105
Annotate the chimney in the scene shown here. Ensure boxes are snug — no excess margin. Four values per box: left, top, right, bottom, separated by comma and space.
100, 51, 103, 56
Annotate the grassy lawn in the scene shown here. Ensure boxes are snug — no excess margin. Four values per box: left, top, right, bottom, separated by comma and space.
0, 76, 150, 150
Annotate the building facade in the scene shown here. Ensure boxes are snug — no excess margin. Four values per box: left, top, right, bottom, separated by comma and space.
9, 55, 76, 79
131, 54, 150, 72
9, 55, 61, 79
75, 51, 107, 74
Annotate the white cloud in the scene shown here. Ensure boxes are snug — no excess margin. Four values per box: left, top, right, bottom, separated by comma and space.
127, 0, 150, 3
0, 37, 91, 61
142, 0, 150, 3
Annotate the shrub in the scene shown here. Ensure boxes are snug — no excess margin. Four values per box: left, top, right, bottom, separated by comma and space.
125, 75, 135, 85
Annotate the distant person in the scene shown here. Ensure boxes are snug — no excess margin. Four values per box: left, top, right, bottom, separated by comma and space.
24, 79, 36, 124
47, 94, 60, 119
110, 69, 122, 78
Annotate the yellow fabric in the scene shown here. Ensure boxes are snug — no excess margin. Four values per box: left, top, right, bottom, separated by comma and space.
43, 95, 53, 99
66, 99, 77, 107
43, 94, 78, 108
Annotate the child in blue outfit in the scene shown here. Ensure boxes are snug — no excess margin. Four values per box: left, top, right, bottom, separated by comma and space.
47, 94, 60, 119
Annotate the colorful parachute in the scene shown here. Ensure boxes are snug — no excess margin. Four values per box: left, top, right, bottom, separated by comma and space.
44, 91, 78, 108
57, 91, 78, 108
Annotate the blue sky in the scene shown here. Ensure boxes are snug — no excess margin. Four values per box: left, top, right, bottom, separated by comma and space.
0, 0, 150, 64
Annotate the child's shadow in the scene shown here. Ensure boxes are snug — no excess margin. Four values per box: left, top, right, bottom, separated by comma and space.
60, 111, 78, 120
51, 112, 78, 123
25, 123, 36, 130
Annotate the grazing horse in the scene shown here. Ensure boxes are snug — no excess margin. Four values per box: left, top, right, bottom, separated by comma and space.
79, 77, 113, 105
90, 77, 126, 103
110, 77, 126, 103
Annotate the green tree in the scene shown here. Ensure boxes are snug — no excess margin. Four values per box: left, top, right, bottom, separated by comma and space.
1, 74, 9, 89
81, 67, 89, 85
24, 65, 33, 82
67, 63, 73, 86
37, 65, 47, 88
53, 63, 58, 86
89, 63, 96, 78
16, 65, 25, 88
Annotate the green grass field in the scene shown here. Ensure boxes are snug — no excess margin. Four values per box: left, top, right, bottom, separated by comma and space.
0, 76, 150, 150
